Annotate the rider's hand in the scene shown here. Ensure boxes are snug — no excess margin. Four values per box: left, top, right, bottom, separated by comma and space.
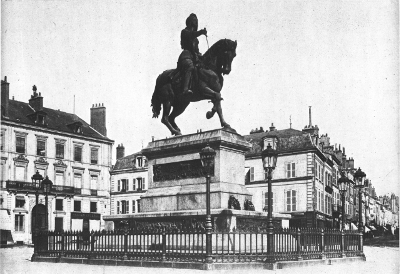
202, 28, 207, 36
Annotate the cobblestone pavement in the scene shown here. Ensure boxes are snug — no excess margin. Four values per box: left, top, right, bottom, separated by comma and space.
0, 246, 398, 274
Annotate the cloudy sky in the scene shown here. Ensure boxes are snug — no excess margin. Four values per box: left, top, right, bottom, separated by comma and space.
2, 0, 398, 196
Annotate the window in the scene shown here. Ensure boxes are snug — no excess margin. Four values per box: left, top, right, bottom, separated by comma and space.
121, 179, 128, 192
137, 178, 145, 190
137, 157, 143, 167
90, 148, 98, 164
15, 196, 25, 208
15, 214, 24, 232
74, 201, 81, 212
90, 202, 97, 213
132, 179, 136, 190
0, 131, 4, 151
121, 200, 129, 214
74, 145, 82, 162
36, 139, 46, 156
250, 167, 254, 182
16, 136, 26, 154
74, 174, 82, 189
90, 175, 98, 190
263, 192, 273, 212
132, 200, 136, 213
325, 195, 328, 214
286, 163, 295, 178
55, 171, 64, 186
321, 193, 325, 213
286, 190, 297, 211
56, 143, 64, 159
15, 166, 25, 181
117, 201, 120, 214
56, 199, 63, 211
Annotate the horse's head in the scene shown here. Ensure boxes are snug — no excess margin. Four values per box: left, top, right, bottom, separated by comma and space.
205, 39, 237, 75
216, 39, 237, 75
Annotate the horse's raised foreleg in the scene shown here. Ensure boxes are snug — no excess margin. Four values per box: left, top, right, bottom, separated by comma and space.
199, 86, 233, 130
161, 101, 182, 136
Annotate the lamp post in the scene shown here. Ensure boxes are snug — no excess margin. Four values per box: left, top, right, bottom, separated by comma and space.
354, 167, 366, 233
338, 174, 348, 230
199, 144, 216, 264
31, 171, 43, 259
261, 142, 278, 258
41, 176, 53, 231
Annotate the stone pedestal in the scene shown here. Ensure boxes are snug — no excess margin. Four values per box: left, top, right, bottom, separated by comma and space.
140, 128, 253, 213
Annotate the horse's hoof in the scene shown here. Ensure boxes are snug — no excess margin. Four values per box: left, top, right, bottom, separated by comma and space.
206, 111, 214, 119
222, 124, 237, 133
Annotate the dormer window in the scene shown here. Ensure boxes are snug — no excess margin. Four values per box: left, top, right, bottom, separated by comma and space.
27, 110, 47, 126
137, 157, 143, 167
67, 121, 83, 134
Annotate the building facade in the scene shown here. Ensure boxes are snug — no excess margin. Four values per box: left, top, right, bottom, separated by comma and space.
243, 109, 366, 229
1, 77, 114, 244
107, 144, 148, 229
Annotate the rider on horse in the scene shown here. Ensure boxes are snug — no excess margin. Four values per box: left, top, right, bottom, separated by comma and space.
178, 13, 207, 96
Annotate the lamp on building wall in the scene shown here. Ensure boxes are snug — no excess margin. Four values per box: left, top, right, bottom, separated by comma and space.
338, 174, 348, 230
261, 142, 278, 259
41, 176, 53, 230
199, 144, 216, 264
354, 167, 366, 233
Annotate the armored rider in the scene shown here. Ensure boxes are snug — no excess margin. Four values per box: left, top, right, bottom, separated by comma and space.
178, 13, 207, 96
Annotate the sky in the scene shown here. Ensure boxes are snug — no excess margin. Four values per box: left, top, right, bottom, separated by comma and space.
1, 0, 399, 196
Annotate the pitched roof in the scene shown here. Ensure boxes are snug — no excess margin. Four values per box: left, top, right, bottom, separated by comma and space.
113, 151, 145, 171
244, 128, 315, 156
4, 99, 112, 142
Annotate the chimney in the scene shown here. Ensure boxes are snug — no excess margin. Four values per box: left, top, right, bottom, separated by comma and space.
28, 85, 43, 111
348, 157, 354, 169
308, 106, 312, 127
320, 133, 330, 147
269, 123, 276, 131
116, 144, 125, 160
90, 103, 107, 136
302, 106, 319, 137
1, 76, 9, 117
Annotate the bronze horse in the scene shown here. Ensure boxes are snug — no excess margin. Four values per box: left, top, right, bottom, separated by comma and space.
151, 39, 237, 136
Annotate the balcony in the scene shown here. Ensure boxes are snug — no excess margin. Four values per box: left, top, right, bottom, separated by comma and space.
7, 180, 76, 196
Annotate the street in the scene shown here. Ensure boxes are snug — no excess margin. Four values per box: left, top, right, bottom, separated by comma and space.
0, 245, 398, 274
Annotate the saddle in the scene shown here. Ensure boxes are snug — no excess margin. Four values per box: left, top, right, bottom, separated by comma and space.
168, 66, 201, 96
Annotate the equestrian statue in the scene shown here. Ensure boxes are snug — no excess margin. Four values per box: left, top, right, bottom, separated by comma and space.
151, 13, 237, 136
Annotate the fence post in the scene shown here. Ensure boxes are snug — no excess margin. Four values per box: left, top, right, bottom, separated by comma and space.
296, 228, 302, 261
162, 228, 166, 262
88, 230, 95, 260
359, 230, 365, 258
60, 231, 65, 258
320, 228, 326, 259
340, 229, 345, 258
123, 230, 128, 260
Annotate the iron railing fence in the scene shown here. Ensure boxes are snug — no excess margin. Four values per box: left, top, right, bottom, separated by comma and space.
34, 227, 363, 263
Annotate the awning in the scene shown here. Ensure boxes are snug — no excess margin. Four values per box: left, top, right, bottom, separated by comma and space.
351, 223, 358, 230
368, 225, 377, 230
364, 226, 370, 232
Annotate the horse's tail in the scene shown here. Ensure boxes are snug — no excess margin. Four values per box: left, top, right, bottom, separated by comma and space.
151, 70, 175, 118
151, 74, 163, 118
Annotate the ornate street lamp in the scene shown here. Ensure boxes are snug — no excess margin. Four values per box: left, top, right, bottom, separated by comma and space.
338, 174, 348, 230
41, 176, 53, 230
261, 142, 278, 259
31, 171, 43, 259
354, 167, 366, 233
199, 144, 216, 264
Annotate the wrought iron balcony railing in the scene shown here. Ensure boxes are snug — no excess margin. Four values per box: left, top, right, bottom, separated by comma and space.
6, 180, 97, 197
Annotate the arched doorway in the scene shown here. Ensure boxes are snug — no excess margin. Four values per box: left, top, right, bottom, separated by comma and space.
31, 204, 47, 238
